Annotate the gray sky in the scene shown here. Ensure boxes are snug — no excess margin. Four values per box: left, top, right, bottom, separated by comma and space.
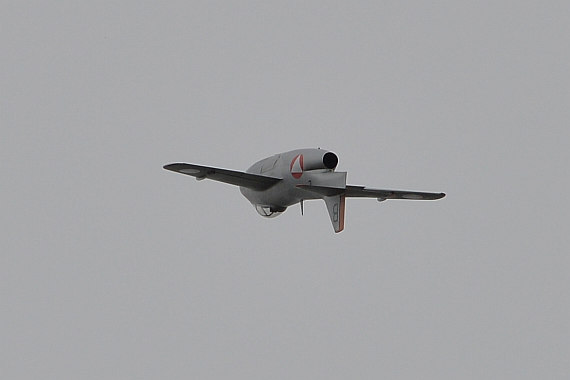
3, 1, 569, 379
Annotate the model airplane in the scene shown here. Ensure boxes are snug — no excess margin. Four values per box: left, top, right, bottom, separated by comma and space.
164, 148, 445, 233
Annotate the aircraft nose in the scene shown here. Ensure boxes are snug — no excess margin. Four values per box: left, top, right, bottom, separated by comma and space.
323, 152, 338, 169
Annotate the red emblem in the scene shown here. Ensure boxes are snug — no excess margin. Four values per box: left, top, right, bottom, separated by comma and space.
290, 154, 304, 179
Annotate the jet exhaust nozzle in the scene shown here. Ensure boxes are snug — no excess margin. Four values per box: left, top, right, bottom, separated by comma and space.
323, 152, 338, 169
294, 150, 339, 172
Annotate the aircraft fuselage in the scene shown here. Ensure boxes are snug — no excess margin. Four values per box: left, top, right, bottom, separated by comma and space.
239, 149, 343, 215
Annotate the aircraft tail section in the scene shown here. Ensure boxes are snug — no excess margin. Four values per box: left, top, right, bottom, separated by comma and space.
294, 172, 347, 232
323, 194, 346, 233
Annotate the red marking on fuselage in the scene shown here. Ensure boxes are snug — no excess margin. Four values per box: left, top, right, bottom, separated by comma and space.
290, 154, 304, 179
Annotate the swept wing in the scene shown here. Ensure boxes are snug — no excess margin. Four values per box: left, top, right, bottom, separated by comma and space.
298, 184, 445, 200
163, 163, 281, 191
345, 186, 445, 200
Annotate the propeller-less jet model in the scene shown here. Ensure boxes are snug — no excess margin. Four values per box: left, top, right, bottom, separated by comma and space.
164, 148, 445, 233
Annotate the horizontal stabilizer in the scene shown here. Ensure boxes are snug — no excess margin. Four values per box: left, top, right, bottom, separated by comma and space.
164, 163, 281, 190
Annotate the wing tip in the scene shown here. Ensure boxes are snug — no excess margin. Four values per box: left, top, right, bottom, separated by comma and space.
164, 163, 198, 174
163, 163, 182, 171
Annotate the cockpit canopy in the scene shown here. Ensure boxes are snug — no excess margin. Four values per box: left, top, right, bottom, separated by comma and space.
255, 205, 287, 218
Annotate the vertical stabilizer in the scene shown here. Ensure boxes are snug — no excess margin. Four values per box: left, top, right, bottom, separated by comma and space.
323, 195, 346, 233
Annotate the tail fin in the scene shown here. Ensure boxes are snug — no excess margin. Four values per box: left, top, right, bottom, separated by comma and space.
295, 171, 347, 233
323, 195, 346, 233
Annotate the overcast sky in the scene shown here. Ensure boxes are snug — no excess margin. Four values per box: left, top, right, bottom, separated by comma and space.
3, 1, 569, 379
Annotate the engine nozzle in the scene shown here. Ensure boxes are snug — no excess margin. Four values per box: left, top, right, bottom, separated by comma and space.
323, 152, 338, 169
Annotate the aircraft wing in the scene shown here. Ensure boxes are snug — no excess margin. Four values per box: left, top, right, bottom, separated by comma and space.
297, 184, 444, 233
163, 163, 282, 191
298, 184, 445, 200
345, 185, 445, 200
